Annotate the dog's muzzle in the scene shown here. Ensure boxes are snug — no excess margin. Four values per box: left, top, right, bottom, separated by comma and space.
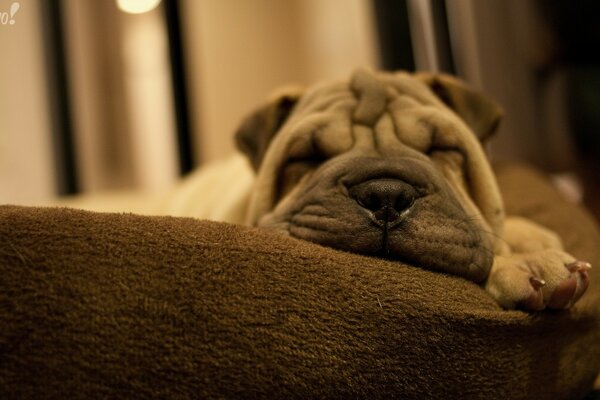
259, 156, 492, 283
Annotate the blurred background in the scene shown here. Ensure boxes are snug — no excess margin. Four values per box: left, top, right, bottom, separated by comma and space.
1, 0, 599, 217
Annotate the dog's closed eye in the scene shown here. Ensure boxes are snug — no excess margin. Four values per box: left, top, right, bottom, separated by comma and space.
278, 157, 323, 199
427, 146, 464, 161
427, 148, 466, 180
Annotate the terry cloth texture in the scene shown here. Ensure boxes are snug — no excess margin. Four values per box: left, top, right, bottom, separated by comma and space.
0, 164, 599, 400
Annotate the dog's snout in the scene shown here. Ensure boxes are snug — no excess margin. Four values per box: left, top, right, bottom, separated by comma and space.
349, 179, 416, 223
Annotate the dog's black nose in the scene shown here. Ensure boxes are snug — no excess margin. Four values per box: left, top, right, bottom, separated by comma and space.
349, 179, 416, 223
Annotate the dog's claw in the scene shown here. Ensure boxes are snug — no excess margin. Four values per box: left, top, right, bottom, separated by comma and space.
529, 277, 546, 290
565, 261, 592, 273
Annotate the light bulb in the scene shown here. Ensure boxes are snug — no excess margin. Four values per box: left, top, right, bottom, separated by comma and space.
116, 0, 162, 15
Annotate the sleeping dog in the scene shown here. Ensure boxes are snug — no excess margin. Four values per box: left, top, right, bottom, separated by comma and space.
233, 68, 590, 311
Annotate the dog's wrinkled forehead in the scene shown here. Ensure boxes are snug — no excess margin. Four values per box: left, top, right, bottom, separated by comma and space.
350, 68, 446, 126
294, 69, 443, 127
279, 70, 450, 159
236, 69, 502, 171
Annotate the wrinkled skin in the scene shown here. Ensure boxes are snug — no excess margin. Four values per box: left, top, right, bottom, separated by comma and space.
237, 69, 590, 311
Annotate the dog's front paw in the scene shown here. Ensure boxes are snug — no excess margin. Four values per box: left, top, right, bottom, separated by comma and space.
485, 250, 591, 311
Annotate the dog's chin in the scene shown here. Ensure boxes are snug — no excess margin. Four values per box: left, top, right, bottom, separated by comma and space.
260, 202, 493, 283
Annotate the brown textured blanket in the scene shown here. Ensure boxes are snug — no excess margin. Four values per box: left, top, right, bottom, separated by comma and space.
0, 164, 599, 399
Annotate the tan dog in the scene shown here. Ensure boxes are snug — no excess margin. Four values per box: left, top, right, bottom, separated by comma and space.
234, 69, 590, 311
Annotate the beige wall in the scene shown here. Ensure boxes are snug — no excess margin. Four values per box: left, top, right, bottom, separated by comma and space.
180, 0, 378, 163
0, 0, 56, 203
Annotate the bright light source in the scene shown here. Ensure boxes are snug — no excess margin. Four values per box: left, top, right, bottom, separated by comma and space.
116, 0, 162, 14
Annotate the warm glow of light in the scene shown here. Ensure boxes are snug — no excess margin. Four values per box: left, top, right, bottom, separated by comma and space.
116, 0, 162, 14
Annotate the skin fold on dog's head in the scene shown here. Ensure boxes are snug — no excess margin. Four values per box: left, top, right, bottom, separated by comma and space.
235, 69, 504, 283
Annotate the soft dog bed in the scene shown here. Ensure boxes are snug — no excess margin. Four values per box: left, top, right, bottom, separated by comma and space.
0, 164, 599, 399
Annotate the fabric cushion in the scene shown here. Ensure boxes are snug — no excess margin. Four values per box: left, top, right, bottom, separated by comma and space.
0, 164, 598, 399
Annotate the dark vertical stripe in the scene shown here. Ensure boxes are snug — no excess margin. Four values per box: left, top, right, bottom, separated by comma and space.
163, 0, 195, 174
41, 0, 78, 194
371, 0, 416, 71
430, 0, 456, 74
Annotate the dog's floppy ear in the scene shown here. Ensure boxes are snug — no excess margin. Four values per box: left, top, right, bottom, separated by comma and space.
416, 72, 503, 141
235, 88, 302, 170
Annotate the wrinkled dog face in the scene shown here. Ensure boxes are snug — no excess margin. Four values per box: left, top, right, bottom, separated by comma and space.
236, 70, 504, 283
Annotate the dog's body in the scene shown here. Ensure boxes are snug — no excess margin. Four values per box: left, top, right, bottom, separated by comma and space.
233, 69, 590, 311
